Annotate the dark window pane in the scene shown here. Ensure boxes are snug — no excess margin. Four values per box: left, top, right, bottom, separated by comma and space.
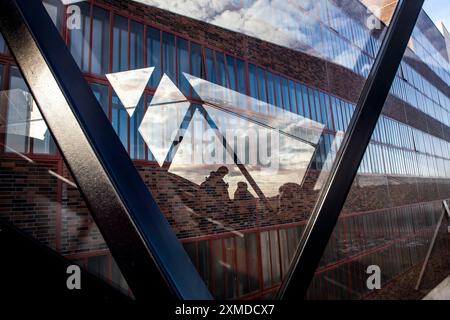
246, 233, 259, 292
90, 83, 109, 116
235, 236, 249, 296
112, 93, 128, 150
288, 80, 297, 114
301, 84, 310, 119
215, 51, 227, 87
266, 72, 276, 107
177, 38, 190, 97
163, 32, 176, 81
0, 33, 5, 53
113, 15, 128, 72
281, 77, 290, 111
91, 6, 110, 75
269, 230, 281, 284
147, 27, 161, 88
314, 89, 321, 124
198, 241, 210, 288
130, 97, 145, 160
257, 67, 267, 104
260, 231, 271, 288
69, 2, 91, 72
295, 83, 304, 117
190, 42, 203, 99
130, 21, 144, 70
87, 255, 108, 280
308, 87, 316, 121
205, 48, 216, 84
190, 42, 202, 79
224, 238, 236, 299
248, 63, 258, 99
273, 75, 283, 108
236, 58, 246, 95
226, 55, 236, 91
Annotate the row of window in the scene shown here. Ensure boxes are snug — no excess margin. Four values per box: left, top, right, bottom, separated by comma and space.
321, 202, 441, 268
310, 219, 438, 299
411, 26, 450, 85
297, 0, 381, 59
358, 142, 450, 178
390, 76, 450, 128
182, 226, 302, 299
401, 61, 449, 110
284, 0, 377, 78
2, 58, 450, 180
326, 0, 380, 58
56, 1, 450, 132
182, 200, 442, 299
388, 62, 450, 127
318, 131, 450, 178
373, 115, 450, 160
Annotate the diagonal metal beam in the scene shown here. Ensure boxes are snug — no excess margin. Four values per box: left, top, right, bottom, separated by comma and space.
0, 0, 212, 300
277, 0, 424, 299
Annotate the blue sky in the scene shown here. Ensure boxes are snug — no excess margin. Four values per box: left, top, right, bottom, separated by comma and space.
423, 0, 450, 32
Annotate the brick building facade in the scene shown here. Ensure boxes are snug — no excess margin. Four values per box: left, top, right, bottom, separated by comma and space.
0, 0, 449, 299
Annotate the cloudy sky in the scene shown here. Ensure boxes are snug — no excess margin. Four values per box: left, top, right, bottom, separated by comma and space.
423, 0, 450, 33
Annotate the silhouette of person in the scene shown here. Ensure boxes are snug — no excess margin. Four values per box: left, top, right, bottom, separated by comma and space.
199, 166, 231, 217
234, 182, 256, 216
278, 182, 302, 214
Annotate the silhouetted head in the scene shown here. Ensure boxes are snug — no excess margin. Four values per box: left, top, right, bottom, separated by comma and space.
237, 182, 248, 190
216, 166, 229, 178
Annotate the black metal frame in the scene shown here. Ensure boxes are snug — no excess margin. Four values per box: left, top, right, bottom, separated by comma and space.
277, 0, 425, 299
0, 0, 212, 300
0, 0, 425, 301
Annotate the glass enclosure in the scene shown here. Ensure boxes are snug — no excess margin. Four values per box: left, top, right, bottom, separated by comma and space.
0, 0, 448, 300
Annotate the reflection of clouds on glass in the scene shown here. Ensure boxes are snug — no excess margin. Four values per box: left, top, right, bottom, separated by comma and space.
135, 0, 373, 71
184, 73, 324, 145
138, 74, 190, 166
169, 109, 251, 198
106, 67, 154, 117
167, 74, 322, 197
1, 89, 48, 141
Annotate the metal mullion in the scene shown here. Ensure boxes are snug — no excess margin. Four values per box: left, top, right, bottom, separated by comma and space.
277, 0, 424, 299
0, 0, 211, 300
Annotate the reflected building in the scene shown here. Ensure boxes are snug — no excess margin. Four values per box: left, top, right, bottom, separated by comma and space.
0, 0, 449, 300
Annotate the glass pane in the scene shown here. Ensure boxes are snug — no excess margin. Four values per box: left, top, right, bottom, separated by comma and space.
35, 0, 401, 300
0, 32, 5, 54
69, 1, 91, 72
42, 0, 64, 33
0, 49, 131, 296
306, 1, 450, 299
91, 6, 110, 75
113, 15, 128, 72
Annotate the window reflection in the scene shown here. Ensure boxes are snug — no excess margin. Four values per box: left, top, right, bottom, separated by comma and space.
1, 67, 55, 155
69, 2, 91, 72
91, 6, 110, 75
113, 15, 129, 73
